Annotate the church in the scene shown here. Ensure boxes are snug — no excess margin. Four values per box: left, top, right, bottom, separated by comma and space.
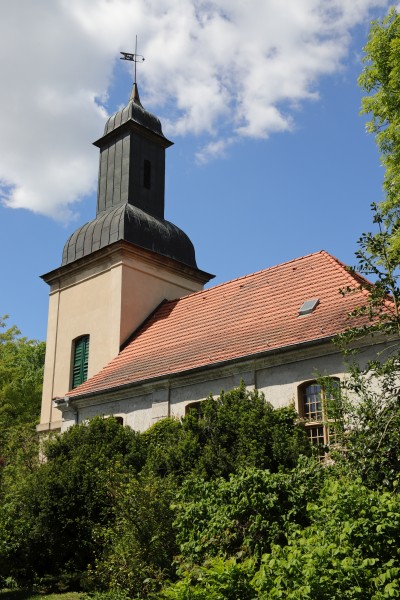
37, 80, 383, 449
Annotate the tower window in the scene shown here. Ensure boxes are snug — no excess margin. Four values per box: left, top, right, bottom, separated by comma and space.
143, 159, 151, 190
72, 335, 90, 389
299, 378, 340, 455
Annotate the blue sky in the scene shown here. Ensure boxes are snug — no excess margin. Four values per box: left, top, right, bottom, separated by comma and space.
0, 0, 391, 341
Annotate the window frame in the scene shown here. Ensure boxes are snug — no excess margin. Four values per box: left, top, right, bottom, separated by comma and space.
71, 334, 90, 389
298, 378, 340, 454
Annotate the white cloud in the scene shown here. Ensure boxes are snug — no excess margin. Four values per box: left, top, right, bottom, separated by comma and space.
196, 137, 236, 164
0, 0, 390, 220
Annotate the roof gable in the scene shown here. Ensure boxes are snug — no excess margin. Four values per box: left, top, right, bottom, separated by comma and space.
68, 250, 370, 398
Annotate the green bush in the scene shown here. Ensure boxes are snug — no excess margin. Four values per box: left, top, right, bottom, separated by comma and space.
0, 417, 140, 588
173, 457, 324, 568
89, 473, 178, 597
160, 558, 256, 599
253, 477, 400, 599
143, 383, 310, 480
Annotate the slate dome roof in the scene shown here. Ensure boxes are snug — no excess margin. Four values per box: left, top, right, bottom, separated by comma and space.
62, 204, 198, 268
103, 84, 165, 139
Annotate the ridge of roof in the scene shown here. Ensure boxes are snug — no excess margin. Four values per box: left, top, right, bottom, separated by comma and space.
174, 250, 332, 304
321, 252, 373, 294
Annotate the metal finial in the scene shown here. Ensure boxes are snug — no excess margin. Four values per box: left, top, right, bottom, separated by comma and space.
120, 35, 145, 85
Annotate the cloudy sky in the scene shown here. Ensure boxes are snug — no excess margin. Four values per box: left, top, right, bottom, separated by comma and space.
0, 0, 392, 340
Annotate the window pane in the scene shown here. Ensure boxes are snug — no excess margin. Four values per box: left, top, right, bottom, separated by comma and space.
303, 384, 323, 421
306, 425, 324, 445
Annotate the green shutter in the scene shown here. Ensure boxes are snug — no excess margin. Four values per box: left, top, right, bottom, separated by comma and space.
72, 335, 89, 388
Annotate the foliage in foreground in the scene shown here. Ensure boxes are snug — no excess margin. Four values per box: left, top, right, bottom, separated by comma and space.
173, 458, 325, 568
161, 478, 400, 599
359, 8, 400, 237
0, 316, 45, 450
0, 385, 310, 596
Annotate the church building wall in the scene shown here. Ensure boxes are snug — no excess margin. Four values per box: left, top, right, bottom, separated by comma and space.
39, 244, 206, 432
59, 339, 386, 434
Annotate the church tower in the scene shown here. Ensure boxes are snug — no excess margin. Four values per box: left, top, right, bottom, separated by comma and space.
38, 82, 213, 433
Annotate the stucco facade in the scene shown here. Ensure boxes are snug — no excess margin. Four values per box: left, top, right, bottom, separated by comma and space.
38, 241, 209, 432
56, 337, 384, 434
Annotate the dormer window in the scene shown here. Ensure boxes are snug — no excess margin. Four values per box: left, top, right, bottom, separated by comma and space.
143, 159, 151, 190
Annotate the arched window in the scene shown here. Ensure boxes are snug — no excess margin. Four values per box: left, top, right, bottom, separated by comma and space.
71, 335, 89, 389
299, 378, 340, 453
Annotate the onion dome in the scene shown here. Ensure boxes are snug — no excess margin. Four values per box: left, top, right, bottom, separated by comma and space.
62, 204, 198, 268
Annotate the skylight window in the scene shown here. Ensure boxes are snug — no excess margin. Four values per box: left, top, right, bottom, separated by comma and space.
298, 298, 320, 316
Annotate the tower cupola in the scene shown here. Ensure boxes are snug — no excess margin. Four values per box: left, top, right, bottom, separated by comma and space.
62, 83, 199, 270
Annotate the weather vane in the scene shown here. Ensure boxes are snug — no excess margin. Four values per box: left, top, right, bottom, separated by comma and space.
120, 35, 145, 85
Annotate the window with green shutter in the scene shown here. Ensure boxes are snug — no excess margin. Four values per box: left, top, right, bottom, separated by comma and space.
72, 335, 89, 388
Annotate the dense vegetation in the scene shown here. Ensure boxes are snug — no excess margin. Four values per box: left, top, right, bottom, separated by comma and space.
0, 381, 313, 595
1, 363, 400, 599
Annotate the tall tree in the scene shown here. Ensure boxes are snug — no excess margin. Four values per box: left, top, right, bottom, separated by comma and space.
359, 7, 400, 257
0, 316, 45, 433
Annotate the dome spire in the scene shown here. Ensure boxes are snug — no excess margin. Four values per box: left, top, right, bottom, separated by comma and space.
129, 82, 143, 107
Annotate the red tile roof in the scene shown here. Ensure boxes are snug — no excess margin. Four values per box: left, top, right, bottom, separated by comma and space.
68, 251, 372, 398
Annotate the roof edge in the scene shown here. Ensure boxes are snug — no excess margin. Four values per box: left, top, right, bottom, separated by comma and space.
93, 118, 173, 149
66, 333, 339, 401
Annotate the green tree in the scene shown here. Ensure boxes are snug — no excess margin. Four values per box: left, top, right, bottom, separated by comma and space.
0, 315, 45, 435
330, 8, 400, 489
359, 7, 400, 250
90, 473, 178, 597
253, 477, 400, 599
0, 417, 141, 589
332, 209, 400, 489
143, 383, 310, 480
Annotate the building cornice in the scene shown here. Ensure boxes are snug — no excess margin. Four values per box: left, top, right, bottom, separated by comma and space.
41, 239, 214, 288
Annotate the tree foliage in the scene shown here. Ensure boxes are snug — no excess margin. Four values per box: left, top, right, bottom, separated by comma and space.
254, 478, 400, 599
0, 315, 45, 435
89, 473, 178, 597
0, 385, 310, 594
173, 458, 324, 568
142, 383, 310, 480
0, 417, 140, 589
359, 8, 400, 231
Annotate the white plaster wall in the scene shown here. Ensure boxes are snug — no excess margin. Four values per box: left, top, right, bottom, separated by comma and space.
70, 341, 385, 433
120, 255, 203, 345
40, 246, 207, 432
40, 265, 123, 429
256, 353, 345, 413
